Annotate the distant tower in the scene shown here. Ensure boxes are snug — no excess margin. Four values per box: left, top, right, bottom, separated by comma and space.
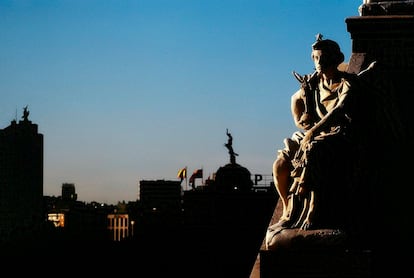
0, 107, 44, 242
61, 183, 78, 201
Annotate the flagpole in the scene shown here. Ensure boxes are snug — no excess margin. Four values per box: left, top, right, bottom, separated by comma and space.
185, 166, 188, 191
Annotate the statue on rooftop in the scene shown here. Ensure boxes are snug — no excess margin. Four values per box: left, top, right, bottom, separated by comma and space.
22, 105, 30, 121
224, 128, 238, 164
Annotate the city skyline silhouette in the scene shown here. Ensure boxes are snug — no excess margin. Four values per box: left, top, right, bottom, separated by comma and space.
1, 1, 361, 204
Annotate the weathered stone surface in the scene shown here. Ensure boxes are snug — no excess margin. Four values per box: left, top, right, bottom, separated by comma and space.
266, 226, 347, 251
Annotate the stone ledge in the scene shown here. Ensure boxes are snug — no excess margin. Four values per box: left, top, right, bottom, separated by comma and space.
259, 248, 373, 278
265, 227, 348, 251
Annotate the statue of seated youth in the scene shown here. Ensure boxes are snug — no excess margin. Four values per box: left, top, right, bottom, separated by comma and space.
267, 34, 378, 250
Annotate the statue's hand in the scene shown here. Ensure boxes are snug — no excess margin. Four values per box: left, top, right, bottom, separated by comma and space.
300, 131, 313, 153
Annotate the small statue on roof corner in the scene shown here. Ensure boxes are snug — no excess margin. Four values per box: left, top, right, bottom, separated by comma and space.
22, 105, 30, 121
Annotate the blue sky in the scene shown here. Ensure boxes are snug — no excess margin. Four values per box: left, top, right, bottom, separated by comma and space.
0, 0, 362, 204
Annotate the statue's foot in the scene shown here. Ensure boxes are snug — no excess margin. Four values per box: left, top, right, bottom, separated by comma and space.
266, 218, 296, 250
267, 217, 292, 234
276, 217, 292, 227
300, 220, 312, 230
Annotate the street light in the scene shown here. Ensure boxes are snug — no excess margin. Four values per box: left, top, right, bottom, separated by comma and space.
130, 220, 135, 238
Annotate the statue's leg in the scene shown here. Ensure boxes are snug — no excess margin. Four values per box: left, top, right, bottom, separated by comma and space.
300, 190, 315, 230
273, 154, 292, 222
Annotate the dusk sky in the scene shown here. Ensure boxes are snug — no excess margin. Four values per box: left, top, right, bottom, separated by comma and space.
1, 0, 362, 204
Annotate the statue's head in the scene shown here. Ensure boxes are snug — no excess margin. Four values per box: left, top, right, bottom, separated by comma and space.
311, 34, 344, 67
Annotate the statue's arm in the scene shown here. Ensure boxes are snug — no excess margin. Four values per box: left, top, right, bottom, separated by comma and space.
291, 89, 312, 130
302, 89, 349, 142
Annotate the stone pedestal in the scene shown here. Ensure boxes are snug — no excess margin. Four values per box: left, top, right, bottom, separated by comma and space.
345, 13, 413, 277
249, 201, 373, 278
258, 248, 372, 278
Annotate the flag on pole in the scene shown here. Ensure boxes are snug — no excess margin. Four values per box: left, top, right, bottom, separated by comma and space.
189, 168, 203, 184
177, 167, 187, 180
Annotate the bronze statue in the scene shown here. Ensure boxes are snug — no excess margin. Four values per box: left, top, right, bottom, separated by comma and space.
22, 105, 29, 121
224, 128, 238, 164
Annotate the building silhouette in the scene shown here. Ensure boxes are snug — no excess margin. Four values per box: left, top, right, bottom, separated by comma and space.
0, 109, 278, 278
61, 182, 77, 201
0, 108, 43, 243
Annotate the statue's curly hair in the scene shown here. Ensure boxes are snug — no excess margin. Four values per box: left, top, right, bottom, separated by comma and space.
311, 34, 345, 66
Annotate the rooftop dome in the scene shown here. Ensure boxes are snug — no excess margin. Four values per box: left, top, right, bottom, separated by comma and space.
214, 162, 253, 191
